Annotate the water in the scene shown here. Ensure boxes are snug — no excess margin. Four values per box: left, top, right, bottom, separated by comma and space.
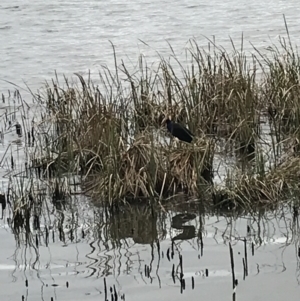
1, 0, 300, 93
1, 1, 300, 300
1, 199, 299, 301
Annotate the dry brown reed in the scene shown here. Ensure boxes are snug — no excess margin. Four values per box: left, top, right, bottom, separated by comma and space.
214, 154, 300, 211
32, 71, 214, 204
20, 25, 300, 208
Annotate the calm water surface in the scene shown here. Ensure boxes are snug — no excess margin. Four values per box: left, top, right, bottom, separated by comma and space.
1, 0, 300, 92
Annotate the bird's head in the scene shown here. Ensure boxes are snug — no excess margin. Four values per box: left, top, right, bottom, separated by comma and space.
161, 116, 171, 126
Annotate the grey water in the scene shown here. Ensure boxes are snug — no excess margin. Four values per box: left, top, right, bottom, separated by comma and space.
1, 1, 300, 300
1, 0, 300, 93
1, 198, 300, 301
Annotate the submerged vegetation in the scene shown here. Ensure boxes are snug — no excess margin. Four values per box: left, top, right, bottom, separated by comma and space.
3, 22, 300, 219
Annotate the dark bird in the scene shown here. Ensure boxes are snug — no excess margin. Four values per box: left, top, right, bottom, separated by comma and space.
166, 119, 194, 143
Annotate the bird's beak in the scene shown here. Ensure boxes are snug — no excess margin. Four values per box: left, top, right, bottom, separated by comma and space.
161, 115, 170, 126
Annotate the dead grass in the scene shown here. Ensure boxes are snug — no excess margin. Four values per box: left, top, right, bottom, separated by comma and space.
13, 24, 300, 208
82, 132, 214, 203
214, 155, 300, 211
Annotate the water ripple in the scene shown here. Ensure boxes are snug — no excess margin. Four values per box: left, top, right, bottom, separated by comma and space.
0, 0, 300, 92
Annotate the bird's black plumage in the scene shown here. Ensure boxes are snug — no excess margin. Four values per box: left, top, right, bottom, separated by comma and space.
166, 119, 194, 143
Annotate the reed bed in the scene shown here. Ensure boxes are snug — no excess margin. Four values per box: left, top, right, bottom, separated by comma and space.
5, 26, 300, 211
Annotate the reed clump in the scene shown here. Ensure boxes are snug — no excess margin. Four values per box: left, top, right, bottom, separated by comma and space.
169, 39, 261, 156
168, 138, 214, 195
21, 27, 300, 208
257, 19, 300, 143
214, 154, 300, 210
84, 132, 214, 202
32, 73, 214, 204
261, 44, 300, 136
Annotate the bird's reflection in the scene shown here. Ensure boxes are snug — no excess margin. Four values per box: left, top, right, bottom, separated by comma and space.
171, 213, 196, 241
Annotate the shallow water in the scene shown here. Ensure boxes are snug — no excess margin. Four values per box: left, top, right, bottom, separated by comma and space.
1, 199, 299, 301
1, 0, 300, 92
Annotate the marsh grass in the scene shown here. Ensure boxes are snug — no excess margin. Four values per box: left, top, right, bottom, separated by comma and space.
214, 153, 300, 211
5, 22, 300, 210
260, 41, 300, 136
30, 71, 214, 204
168, 137, 214, 193
255, 17, 300, 144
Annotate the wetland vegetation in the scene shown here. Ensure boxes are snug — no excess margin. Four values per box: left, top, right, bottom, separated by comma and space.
6, 24, 300, 213
1, 24, 300, 301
